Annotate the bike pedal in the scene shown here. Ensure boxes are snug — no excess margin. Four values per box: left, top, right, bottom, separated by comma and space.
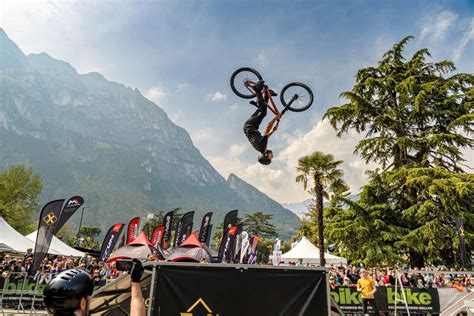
249, 101, 258, 107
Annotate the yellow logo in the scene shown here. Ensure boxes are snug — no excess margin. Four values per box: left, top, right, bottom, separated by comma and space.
180, 298, 220, 316
43, 213, 57, 225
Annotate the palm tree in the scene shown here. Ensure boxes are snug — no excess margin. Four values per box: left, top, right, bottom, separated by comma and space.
296, 151, 347, 266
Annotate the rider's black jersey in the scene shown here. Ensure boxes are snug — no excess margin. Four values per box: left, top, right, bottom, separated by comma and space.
247, 132, 268, 153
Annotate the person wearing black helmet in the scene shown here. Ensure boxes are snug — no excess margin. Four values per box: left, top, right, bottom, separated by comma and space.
43, 259, 145, 316
243, 80, 281, 165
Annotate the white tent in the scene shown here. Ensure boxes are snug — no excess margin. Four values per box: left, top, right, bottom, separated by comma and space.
0, 217, 38, 253
27, 231, 84, 257
282, 237, 347, 266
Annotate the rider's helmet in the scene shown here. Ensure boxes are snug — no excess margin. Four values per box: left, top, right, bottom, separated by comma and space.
258, 150, 272, 165
43, 269, 94, 315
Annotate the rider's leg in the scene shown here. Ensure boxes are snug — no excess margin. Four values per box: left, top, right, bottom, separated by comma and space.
243, 82, 268, 136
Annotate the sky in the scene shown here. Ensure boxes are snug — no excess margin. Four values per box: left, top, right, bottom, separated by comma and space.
1, 0, 473, 204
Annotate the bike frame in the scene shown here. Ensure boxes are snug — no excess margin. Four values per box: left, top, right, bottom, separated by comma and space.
246, 82, 297, 116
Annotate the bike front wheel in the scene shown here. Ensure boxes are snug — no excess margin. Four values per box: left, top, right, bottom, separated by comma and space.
230, 67, 263, 99
280, 82, 314, 112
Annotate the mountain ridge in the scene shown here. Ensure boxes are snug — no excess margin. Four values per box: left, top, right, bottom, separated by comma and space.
0, 28, 299, 239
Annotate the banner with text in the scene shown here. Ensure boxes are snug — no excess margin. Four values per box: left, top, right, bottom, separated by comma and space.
99, 223, 125, 262
330, 286, 440, 314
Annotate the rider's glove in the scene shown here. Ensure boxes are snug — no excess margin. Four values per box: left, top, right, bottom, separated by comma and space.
130, 258, 144, 283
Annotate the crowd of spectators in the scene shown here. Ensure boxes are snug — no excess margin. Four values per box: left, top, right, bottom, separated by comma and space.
327, 265, 474, 292
0, 249, 123, 287
2, 248, 474, 294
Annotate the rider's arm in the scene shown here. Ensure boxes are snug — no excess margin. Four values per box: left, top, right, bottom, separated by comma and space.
263, 114, 282, 137
130, 282, 146, 316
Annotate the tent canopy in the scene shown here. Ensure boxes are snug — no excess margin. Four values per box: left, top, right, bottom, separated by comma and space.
282, 237, 347, 265
166, 233, 212, 262
107, 244, 155, 263
0, 217, 63, 254
129, 232, 153, 247
26, 231, 84, 257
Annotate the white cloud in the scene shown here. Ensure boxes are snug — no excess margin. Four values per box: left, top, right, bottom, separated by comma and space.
207, 91, 227, 102
205, 119, 376, 204
176, 82, 190, 91
229, 104, 239, 111
453, 18, 474, 61
257, 51, 268, 66
275, 119, 378, 201
144, 86, 168, 104
420, 10, 457, 42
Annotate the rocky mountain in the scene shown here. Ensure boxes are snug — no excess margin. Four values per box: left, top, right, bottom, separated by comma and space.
284, 195, 360, 218
0, 29, 299, 239
282, 199, 313, 218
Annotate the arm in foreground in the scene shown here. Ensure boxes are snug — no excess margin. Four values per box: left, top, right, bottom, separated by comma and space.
131, 282, 146, 316
130, 259, 146, 316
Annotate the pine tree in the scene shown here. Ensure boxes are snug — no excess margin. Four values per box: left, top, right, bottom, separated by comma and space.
323, 37, 473, 267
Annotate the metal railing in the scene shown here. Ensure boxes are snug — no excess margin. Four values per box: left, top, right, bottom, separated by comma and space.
0, 272, 48, 314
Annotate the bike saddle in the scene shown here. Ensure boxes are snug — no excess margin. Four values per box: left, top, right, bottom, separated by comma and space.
269, 89, 278, 97
249, 101, 258, 107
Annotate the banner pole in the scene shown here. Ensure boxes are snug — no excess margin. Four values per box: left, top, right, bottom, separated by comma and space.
77, 206, 87, 238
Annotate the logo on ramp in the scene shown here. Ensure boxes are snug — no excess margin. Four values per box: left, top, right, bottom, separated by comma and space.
180, 298, 220, 316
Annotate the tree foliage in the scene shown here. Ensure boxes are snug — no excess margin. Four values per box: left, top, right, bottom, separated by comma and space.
242, 212, 278, 238
0, 165, 42, 234
295, 151, 348, 266
323, 36, 473, 267
324, 36, 473, 172
66, 225, 102, 250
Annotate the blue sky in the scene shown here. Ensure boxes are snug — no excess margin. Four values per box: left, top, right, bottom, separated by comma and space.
1, 0, 473, 203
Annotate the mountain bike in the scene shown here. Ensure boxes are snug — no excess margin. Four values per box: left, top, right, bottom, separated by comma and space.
230, 67, 314, 115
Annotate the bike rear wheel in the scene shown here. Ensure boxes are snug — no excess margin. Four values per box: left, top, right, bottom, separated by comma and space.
280, 82, 314, 112
230, 67, 263, 99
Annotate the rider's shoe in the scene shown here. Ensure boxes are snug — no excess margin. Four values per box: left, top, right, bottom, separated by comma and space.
254, 80, 265, 92
269, 89, 278, 97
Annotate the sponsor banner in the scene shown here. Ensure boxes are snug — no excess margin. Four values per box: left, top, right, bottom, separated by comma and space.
150, 225, 165, 246
273, 238, 281, 252
272, 251, 282, 266
205, 224, 213, 247
152, 264, 329, 316
198, 212, 213, 244
99, 223, 125, 262
127, 216, 141, 244
174, 211, 194, 247
231, 224, 243, 262
239, 231, 249, 263
32, 199, 65, 272
161, 211, 174, 249
223, 210, 238, 233
55, 196, 84, 234
142, 223, 150, 239
220, 226, 237, 263
330, 286, 440, 314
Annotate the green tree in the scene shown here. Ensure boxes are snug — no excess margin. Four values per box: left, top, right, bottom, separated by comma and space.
242, 212, 277, 238
67, 226, 102, 250
323, 37, 473, 267
0, 165, 42, 234
296, 151, 348, 266
324, 36, 472, 172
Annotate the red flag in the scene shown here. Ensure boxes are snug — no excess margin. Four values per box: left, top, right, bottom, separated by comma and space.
151, 225, 165, 246
127, 216, 141, 244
